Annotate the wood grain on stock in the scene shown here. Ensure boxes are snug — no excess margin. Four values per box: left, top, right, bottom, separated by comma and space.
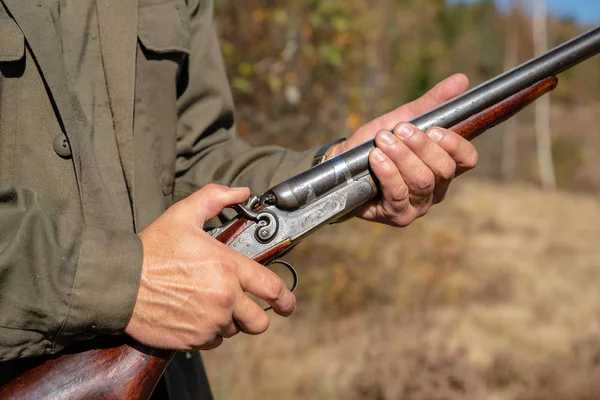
0, 339, 173, 400
0, 77, 558, 400
212, 217, 293, 264
214, 217, 254, 245
0, 217, 290, 400
450, 76, 558, 141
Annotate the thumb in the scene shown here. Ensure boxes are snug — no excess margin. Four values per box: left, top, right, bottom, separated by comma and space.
424, 73, 469, 105
350, 74, 470, 145
183, 184, 250, 225
387, 73, 469, 125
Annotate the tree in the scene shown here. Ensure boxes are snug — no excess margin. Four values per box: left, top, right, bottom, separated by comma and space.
533, 0, 557, 189
501, 0, 520, 181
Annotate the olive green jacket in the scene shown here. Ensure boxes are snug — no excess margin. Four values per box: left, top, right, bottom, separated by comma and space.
0, 0, 316, 361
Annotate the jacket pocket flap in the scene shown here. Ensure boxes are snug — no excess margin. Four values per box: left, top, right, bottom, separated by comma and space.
138, 2, 190, 55
0, 14, 25, 62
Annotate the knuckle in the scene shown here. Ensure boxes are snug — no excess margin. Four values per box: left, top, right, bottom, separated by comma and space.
411, 192, 433, 209
390, 143, 412, 159
392, 213, 414, 227
265, 278, 287, 302
382, 203, 409, 226
211, 313, 232, 331
390, 184, 410, 203
212, 287, 237, 310
438, 160, 456, 181
377, 156, 396, 175
411, 131, 429, 148
388, 197, 409, 216
414, 170, 435, 193
280, 293, 297, 315
377, 136, 403, 158
390, 201, 410, 217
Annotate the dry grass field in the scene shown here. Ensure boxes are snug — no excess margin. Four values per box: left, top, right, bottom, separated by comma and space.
205, 3, 600, 397
203, 177, 600, 399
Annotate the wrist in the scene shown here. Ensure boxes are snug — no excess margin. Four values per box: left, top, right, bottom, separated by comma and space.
311, 137, 347, 166
323, 141, 347, 161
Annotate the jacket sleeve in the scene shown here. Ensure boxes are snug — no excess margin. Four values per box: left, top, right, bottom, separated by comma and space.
0, 187, 143, 361
174, 0, 318, 201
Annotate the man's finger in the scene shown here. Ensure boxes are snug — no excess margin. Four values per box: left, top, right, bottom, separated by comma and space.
232, 295, 270, 335
219, 321, 241, 339
425, 127, 479, 177
374, 129, 435, 213
181, 184, 251, 225
382, 74, 469, 128
421, 73, 470, 109
197, 335, 224, 351
365, 143, 417, 227
235, 260, 296, 317
391, 123, 457, 204
345, 75, 470, 146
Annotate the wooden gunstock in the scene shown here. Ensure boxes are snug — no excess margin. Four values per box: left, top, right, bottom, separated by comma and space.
0, 338, 173, 400
0, 216, 294, 400
451, 76, 558, 141
0, 77, 557, 400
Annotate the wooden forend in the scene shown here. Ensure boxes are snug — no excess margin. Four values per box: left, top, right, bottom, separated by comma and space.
451, 76, 558, 141
0, 76, 559, 400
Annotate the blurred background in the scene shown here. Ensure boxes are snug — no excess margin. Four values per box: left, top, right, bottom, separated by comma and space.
202, 0, 600, 398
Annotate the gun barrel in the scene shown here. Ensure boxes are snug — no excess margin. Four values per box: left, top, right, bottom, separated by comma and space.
413, 25, 600, 130
263, 26, 600, 211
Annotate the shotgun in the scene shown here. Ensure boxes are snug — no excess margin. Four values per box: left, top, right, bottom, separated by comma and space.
2, 25, 600, 400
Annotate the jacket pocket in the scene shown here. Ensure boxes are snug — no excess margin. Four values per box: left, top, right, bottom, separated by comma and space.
136, 0, 190, 195
0, 13, 24, 63
138, 0, 191, 56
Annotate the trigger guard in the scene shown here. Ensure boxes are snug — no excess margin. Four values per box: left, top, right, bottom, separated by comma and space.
262, 260, 298, 312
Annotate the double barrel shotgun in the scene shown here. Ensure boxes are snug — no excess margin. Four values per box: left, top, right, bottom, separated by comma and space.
2, 25, 600, 400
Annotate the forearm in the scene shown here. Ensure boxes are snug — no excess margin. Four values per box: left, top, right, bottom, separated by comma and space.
175, 0, 318, 201
174, 128, 317, 200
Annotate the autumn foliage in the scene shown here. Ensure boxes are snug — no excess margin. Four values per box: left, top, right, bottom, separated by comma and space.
215, 0, 600, 192
204, 2, 600, 399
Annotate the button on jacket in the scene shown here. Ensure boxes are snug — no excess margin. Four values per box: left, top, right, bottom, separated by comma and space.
0, 0, 317, 397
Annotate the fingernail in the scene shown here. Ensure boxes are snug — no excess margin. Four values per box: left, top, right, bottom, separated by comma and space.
380, 131, 396, 145
232, 187, 249, 192
396, 123, 414, 138
371, 148, 386, 162
428, 128, 444, 142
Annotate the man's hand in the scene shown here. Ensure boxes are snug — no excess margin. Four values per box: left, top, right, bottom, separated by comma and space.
328, 74, 479, 226
125, 184, 296, 351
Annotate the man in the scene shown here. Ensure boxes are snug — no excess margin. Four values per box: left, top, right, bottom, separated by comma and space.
0, 0, 477, 398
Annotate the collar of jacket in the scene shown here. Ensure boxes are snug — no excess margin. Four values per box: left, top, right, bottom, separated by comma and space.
2, 0, 139, 218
